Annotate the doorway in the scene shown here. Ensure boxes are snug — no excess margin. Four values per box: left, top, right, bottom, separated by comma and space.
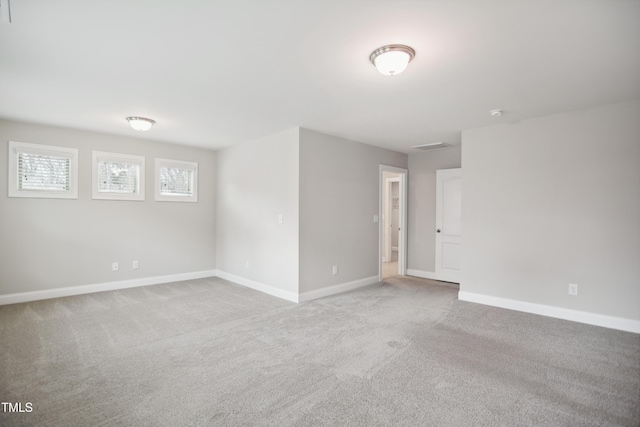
379, 165, 407, 281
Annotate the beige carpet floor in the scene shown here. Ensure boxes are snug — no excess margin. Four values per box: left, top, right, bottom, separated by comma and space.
1, 275, 639, 426
381, 251, 398, 279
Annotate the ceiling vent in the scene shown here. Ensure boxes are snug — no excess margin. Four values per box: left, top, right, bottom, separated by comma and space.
411, 142, 451, 151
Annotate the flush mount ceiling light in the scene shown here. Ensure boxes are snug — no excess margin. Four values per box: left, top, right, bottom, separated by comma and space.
490, 109, 503, 117
369, 44, 415, 76
126, 116, 156, 131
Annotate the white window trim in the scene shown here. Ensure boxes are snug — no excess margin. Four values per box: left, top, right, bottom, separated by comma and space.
8, 140, 78, 199
92, 151, 145, 201
155, 158, 198, 202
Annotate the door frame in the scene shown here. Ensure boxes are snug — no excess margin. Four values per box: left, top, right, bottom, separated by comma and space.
379, 165, 408, 281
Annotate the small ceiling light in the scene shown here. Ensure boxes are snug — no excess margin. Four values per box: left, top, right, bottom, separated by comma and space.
490, 109, 503, 117
370, 44, 415, 76
126, 116, 156, 131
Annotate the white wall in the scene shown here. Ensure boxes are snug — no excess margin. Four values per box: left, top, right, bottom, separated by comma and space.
2, 122, 406, 303
0, 119, 217, 296
215, 128, 299, 298
461, 99, 640, 322
299, 128, 407, 294
407, 147, 462, 276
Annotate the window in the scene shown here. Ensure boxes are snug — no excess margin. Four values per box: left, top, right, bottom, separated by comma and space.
8, 141, 78, 199
92, 151, 145, 201
155, 158, 198, 202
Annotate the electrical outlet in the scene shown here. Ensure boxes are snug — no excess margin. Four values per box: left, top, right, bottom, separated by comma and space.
373, 214, 379, 223
332, 265, 338, 275
112, 262, 119, 272
568, 283, 578, 296
245, 260, 250, 269
278, 214, 283, 224
132, 260, 139, 270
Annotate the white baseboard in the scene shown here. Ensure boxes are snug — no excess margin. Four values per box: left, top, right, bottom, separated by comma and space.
406, 269, 437, 280
458, 291, 640, 334
215, 270, 299, 303
299, 276, 380, 303
0, 270, 376, 307
0, 270, 218, 306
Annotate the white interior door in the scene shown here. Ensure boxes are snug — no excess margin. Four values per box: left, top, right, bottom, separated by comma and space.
435, 168, 462, 283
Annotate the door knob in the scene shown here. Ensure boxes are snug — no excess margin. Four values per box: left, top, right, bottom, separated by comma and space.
436, 229, 441, 233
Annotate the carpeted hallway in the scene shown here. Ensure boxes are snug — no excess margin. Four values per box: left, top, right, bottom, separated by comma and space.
1, 276, 639, 426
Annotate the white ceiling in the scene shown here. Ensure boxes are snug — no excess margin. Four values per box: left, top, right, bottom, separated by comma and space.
1, 0, 639, 153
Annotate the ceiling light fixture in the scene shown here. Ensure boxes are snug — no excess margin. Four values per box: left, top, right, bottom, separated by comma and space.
490, 109, 503, 117
126, 116, 156, 131
370, 44, 415, 76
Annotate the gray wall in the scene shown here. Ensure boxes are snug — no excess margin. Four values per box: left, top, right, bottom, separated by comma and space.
0, 119, 216, 295
299, 128, 407, 293
215, 128, 299, 294
407, 146, 462, 274
461, 99, 640, 320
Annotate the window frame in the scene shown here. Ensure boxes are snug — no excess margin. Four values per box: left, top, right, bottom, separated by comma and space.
92, 151, 145, 201
154, 158, 198, 203
8, 140, 79, 199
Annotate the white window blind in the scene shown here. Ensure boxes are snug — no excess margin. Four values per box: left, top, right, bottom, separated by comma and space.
98, 160, 139, 194
92, 151, 145, 201
155, 158, 198, 202
8, 141, 78, 199
159, 166, 193, 196
18, 152, 71, 191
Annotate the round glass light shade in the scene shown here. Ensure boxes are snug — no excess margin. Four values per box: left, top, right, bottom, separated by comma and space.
374, 50, 410, 76
126, 116, 155, 131
370, 45, 415, 76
